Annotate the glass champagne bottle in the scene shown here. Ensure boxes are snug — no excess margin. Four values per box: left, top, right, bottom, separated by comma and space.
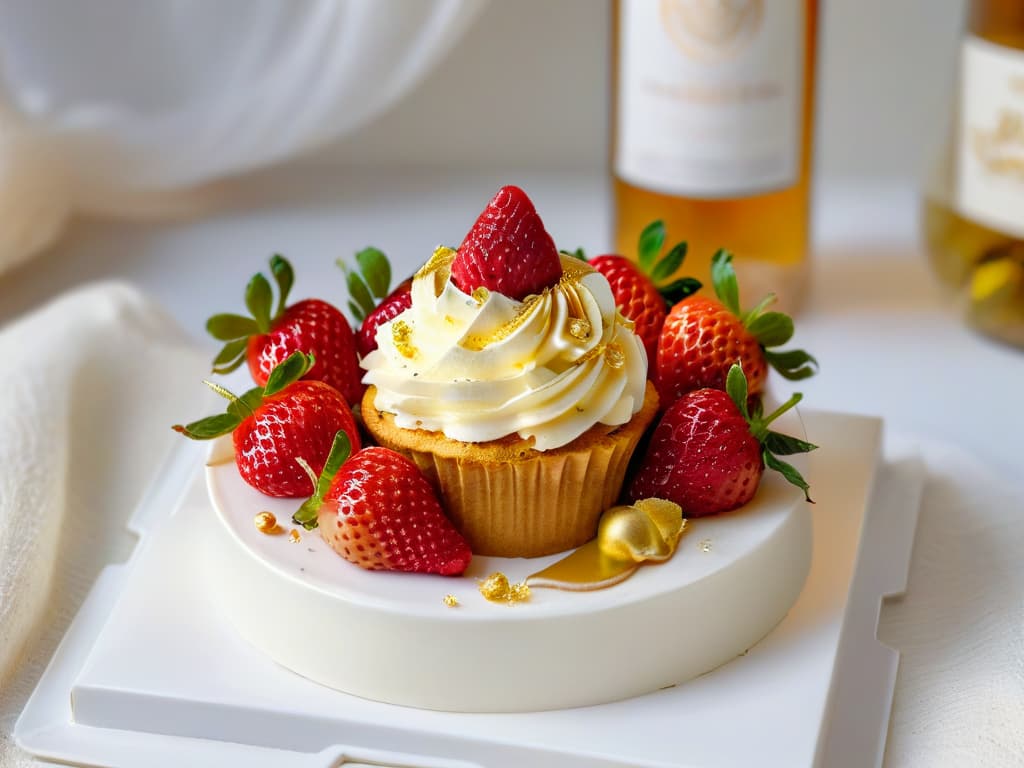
611, 0, 818, 313
923, 0, 1024, 348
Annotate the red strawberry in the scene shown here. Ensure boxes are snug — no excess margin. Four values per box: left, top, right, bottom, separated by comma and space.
206, 254, 364, 406
655, 249, 817, 402
589, 221, 701, 362
337, 247, 413, 358
450, 185, 563, 300
356, 279, 412, 357
174, 352, 362, 498
293, 433, 472, 576
629, 365, 815, 517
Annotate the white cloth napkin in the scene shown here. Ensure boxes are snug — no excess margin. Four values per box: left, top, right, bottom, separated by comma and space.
0, 282, 206, 767
880, 440, 1024, 767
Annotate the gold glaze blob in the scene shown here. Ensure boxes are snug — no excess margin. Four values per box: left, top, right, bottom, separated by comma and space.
528, 499, 687, 592
254, 511, 281, 535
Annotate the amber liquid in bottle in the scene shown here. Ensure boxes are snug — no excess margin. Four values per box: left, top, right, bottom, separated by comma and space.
611, 0, 818, 313
923, 0, 1024, 347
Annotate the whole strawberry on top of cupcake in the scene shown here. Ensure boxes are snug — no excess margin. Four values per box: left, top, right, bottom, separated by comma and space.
360, 185, 659, 558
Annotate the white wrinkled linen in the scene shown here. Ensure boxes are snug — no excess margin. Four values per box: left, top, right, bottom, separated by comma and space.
0, 0, 486, 274
0, 283, 206, 767
880, 442, 1024, 767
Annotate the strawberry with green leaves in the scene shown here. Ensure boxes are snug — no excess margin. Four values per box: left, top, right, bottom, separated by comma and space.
450, 185, 563, 300
629, 364, 815, 517
655, 249, 817, 402
293, 432, 472, 576
339, 246, 413, 358
589, 220, 702, 362
174, 352, 361, 498
206, 254, 364, 406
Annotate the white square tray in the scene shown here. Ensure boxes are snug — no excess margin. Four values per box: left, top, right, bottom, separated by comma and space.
15, 411, 922, 767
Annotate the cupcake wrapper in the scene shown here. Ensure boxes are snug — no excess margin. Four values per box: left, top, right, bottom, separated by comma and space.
363, 383, 659, 558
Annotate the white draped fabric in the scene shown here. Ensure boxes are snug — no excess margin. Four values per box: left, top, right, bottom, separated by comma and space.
0, 0, 486, 272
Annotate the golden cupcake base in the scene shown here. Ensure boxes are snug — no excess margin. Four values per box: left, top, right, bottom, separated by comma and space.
361, 382, 659, 558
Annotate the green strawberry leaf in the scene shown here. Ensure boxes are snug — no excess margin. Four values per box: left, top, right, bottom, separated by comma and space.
725, 364, 749, 420
206, 313, 260, 341
292, 497, 322, 531
347, 299, 365, 324
763, 449, 814, 502
172, 413, 241, 440
264, 351, 313, 397
212, 338, 249, 374
710, 249, 740, 315
764, 431, 818, 456
270, 254, 294, 318
746, 311, 794, 347
651, 241, 688, 283
749, 391, 803, 442
293, 430, 352, 530
764, 349, 819, 380
637, 220, 666, 272
342, 264, 376, 323
356, 247, 391, 300
227, 387, 263, 420
245, 273, 274, 334
659, 276, 702, 306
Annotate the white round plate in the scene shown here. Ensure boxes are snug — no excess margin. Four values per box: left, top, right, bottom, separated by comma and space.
204, 431, 812, 713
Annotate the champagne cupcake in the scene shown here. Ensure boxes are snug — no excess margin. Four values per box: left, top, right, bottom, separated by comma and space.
360, 186, 657, 557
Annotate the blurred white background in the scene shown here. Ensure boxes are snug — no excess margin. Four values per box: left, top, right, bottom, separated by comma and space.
315, 0, 966, 187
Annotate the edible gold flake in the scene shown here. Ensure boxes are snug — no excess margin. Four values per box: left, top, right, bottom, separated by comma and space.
471, 286, 490, 305
604, 343, 626, 370
254, 511, 280, 535
478, 572, 531, 604
699, 539, 713, 553
443, 594, 460, 607
559, 258, 595, 281
416, 246, 456, 285
461, 293, 543, 351
478, 572, 510, 601
573, 343, 606, 367
392, 320, 417, 359
569, 318, 592, 340
289, 529, 301, 543
509, 582, 531, 602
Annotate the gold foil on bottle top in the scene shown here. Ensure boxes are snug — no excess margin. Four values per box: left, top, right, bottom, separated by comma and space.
527, 499, 687, 592
392, 320, 418, 359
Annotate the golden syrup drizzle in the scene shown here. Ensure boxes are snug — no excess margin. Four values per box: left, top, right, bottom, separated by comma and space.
460, 292, 545, 352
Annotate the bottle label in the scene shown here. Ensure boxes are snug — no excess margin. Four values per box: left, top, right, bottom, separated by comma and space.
956, 36, 1024, 239
615, 0, 804, 199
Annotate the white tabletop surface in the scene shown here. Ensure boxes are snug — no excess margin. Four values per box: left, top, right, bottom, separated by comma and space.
2, 168, 1021, 766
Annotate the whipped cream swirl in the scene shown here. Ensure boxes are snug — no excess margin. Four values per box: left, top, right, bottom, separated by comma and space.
361, 249, 648, 451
